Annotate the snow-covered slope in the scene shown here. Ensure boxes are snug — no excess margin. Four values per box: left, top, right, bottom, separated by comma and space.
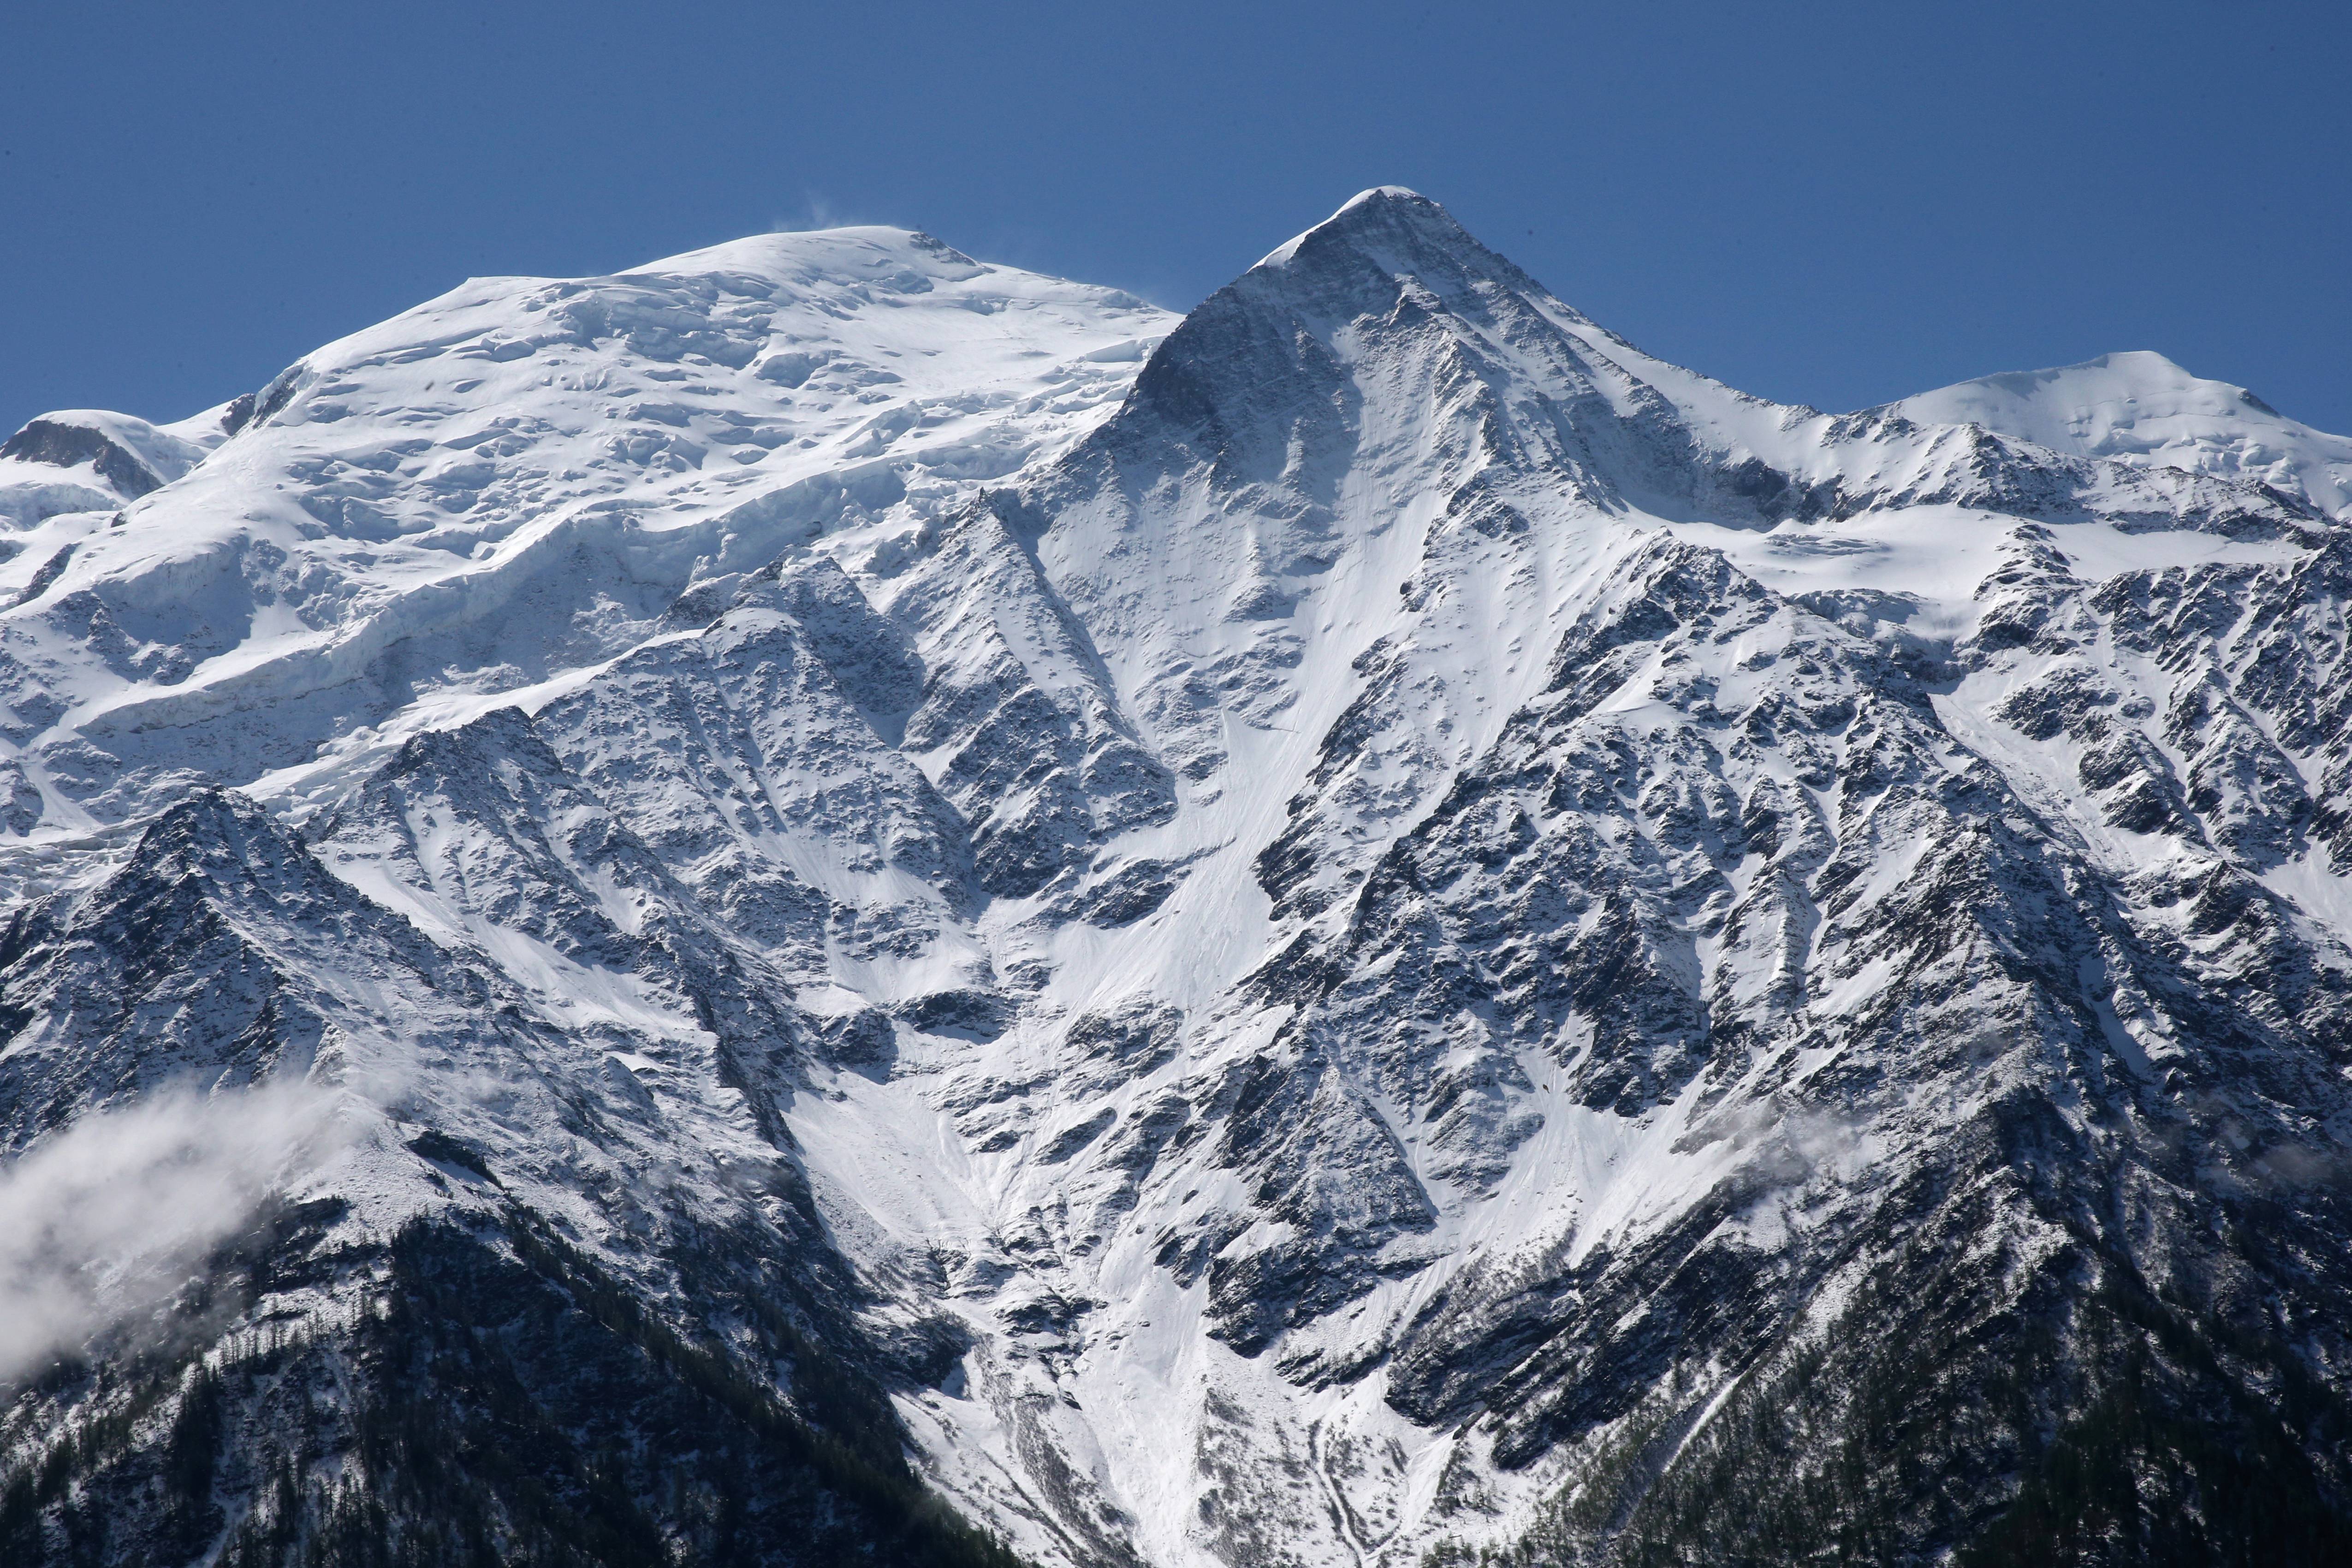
0, 406, 216, 528
0, 226, 1166, 857
1895, 349, 2352, 520
5, 192, 2352, 1568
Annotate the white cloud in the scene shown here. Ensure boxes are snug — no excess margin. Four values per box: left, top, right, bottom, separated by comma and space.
0, 1081, 343, 1382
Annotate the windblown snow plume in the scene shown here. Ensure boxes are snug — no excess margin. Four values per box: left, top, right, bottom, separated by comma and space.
0, 1082, 339, 1380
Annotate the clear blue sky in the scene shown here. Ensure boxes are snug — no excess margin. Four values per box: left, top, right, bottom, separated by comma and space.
5, 1, 2346, 437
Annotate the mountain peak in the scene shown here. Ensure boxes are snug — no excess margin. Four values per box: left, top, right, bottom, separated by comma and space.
621, 223, 990, 285
1895, 346, 2352, 517
1324, 184, 1439, 227
1251, 185, 1488, 275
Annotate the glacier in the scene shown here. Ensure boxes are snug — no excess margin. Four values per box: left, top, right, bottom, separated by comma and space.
2, 188, 2350, 1566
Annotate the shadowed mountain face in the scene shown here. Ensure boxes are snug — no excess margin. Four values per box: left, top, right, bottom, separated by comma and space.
3, 189, 2351, 1568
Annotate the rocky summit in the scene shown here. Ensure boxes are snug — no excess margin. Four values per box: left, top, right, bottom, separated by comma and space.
3, 189, 2352, 1567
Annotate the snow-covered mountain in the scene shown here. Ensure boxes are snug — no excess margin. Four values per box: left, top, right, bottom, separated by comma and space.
1893, 349, 2352, 523
5, 188, 2352, 1568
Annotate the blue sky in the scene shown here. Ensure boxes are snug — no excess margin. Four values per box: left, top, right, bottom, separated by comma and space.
5, 1, 2346, 436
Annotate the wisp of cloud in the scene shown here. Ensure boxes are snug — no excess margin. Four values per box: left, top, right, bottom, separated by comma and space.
0, 1081, 343, 1382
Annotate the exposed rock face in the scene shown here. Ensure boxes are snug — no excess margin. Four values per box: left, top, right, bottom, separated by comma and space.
4, 191, 2352, 1567
0, 419, 167, 499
